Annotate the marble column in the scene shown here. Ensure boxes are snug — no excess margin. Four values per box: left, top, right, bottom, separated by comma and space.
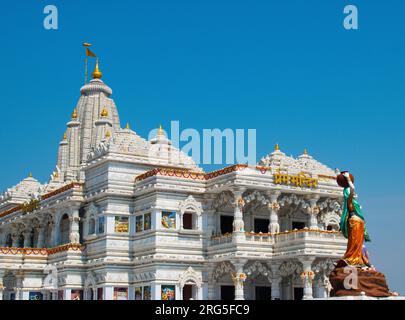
207, 264, 216, 300
232, 260, 247, 300
268, 262, 282, 300
267, 191, 281, 234
232, 189, 246, 242
11, 233, 19, 248
14, 273, 24, 300
307, 196, 320, 229
23, 230, 31, 248
69, 208, 80, 244
37, 226, 45, 248
271, 277, 282, 300
301, 258, 315, 300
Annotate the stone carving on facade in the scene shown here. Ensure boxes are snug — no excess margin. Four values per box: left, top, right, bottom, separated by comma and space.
84, 272, 97, 289
278, 259, 303, 281
179, 195, 202, 216
43, 265, 58, 290
319, 211, 340, 230
318, 199, 341, 213
243, 191, 270, 212
178, 266, 202, 288
211, 191, 234, 211
312, 258, 335, 297
244, 261, 272, 283
212, 261, 235, 282
57, 275, 67, 286
279, 194, 310, 211
95, 272, 107, 283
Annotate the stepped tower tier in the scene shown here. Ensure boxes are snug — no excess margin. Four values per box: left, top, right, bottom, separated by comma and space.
57, 61, 121, 182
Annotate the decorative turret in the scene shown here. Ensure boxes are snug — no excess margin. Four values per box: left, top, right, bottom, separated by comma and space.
151, 124, 171, 146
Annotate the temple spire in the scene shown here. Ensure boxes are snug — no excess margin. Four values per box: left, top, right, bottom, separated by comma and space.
92, 59, 102, 79
158, 124, 164, 137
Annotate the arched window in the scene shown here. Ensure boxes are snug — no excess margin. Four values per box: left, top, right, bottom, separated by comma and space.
18, 234, 24, 248
31, 228, 39, 248
182, 212, 195, 230
59, 214, 70, 245
5, 234, 12, 247
326, 223, 339, 231
88, 218, 96, 235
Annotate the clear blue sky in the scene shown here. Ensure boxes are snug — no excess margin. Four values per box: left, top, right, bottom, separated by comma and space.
0, 0, 404, 294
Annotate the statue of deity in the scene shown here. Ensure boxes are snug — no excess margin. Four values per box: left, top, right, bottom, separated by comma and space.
336, 171, 371, 267
328, 170, 392, 297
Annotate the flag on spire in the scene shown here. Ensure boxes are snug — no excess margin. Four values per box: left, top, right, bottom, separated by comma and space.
86, 47, 97, 58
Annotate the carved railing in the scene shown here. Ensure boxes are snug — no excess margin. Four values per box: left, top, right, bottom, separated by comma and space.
0, 244, 85, 256
245, 232, 274, 243
210, 233, 233, 245
210, 229, 342, 247
275, 229, 342, 243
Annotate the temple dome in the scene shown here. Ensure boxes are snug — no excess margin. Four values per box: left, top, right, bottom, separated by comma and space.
0, 174, 43, 205
80, 78, 112, 97
258, 145, 335, 176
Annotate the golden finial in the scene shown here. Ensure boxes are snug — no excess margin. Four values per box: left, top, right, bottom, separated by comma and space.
275, 143, 280, 151
105, 130, 111, 138
63, 132, 67, 140
304, 148, 308, 155
125, 122, 130, 129
158, 124, 164, 137
92, 59, 102, 79
72, 108, 77, 119
100, 107, 108, 117
28, 172, 33, 178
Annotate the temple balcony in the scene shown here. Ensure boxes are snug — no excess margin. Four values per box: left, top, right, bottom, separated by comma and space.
208, 229, 346, 260
0, 244, 86, 268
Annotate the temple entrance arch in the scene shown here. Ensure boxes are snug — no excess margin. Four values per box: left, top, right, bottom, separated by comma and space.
278, 259, 304, 300
212, 262, 236, 300
244, 261, 272, 300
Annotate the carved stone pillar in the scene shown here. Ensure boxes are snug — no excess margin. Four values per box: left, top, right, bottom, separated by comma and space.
307, 196, 320, 229
69, 208, 80, 244
268, 262, 282, 300
37, 226, 45, 248
14, 273, 24, 300
300, 258, 315, 300
207, 263, 216, 300
11, 232, 19, 248
232, 189, 246, 242
232, 261, 247, 300
267, 191, 281, 234
23, 230, 31, 248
